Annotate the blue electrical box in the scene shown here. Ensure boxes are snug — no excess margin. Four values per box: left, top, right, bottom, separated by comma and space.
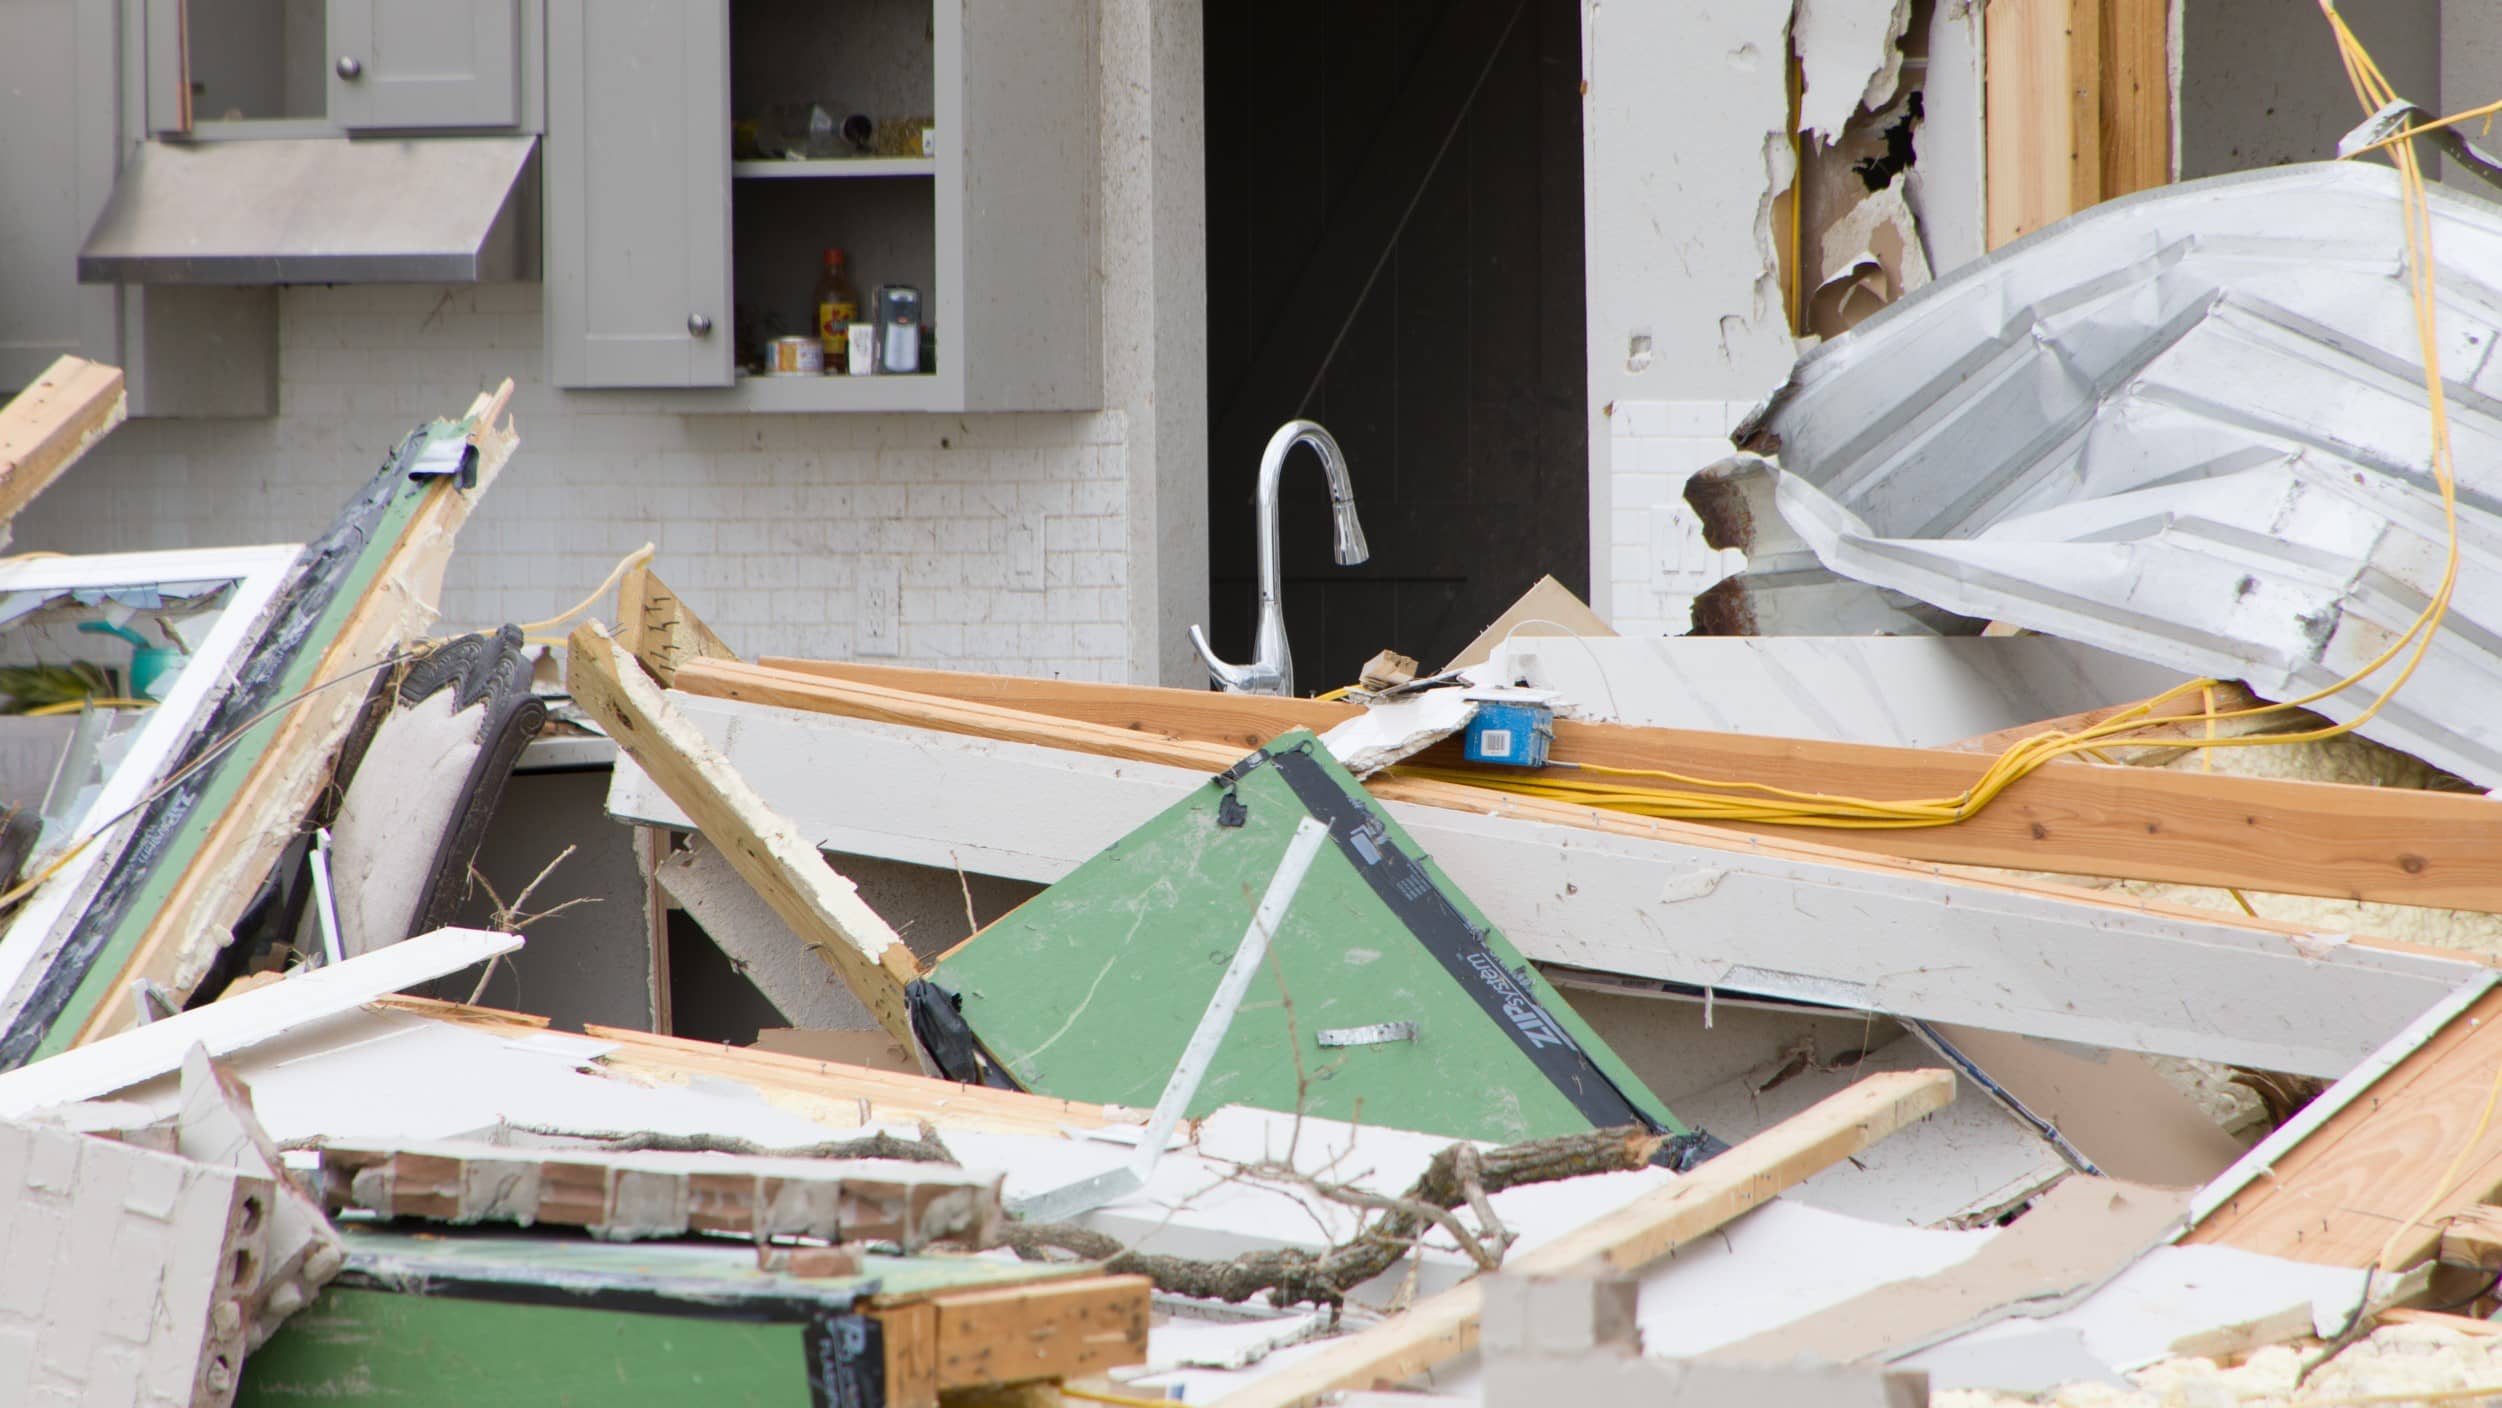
1464, 701, 1554, 767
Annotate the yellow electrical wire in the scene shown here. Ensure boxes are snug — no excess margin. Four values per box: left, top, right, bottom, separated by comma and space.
1392, 22, 2470, 837
1057, 1386, 1180, 1408
20, 697, 153, 718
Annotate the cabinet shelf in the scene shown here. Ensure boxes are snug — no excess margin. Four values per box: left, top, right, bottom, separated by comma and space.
732, 157, 936, 180
637, 370, 954, 413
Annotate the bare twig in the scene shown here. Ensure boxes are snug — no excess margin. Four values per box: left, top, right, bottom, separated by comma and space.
1005, 1123, 1666, 1308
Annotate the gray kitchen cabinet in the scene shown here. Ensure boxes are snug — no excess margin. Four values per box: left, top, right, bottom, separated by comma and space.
544, 0, 733, 389
0, 0, 275, 413
550, 0, 1100, 411
327, 0, 523, 131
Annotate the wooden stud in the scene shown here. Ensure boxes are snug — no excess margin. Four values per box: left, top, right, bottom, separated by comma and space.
616, 563, 736, 687
874, 1301, 940, 1408
0, 355, 125, 535
565, 625, 922, 1047
1985, 0, 2103, 247
634, 826, 675, 1035
2098, 0, 2172, 198
1210, 1071, 1955, 1408
925, 1275, 1150, 1391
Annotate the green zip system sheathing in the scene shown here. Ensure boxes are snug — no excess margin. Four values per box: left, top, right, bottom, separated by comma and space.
926, 732, 1683, 1143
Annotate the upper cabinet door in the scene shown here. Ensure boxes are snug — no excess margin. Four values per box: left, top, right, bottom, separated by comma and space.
544, 0, 732, 388
328, 0, 522, 130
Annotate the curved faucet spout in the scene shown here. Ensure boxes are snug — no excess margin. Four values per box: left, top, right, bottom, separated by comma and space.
1187, 420, 1370, 696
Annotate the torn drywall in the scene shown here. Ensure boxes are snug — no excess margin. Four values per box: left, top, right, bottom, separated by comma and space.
1793, 0, 1913, 141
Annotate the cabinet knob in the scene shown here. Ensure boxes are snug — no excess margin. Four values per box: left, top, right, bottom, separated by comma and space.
687, 313, 713, 336
336, 56, 363, 80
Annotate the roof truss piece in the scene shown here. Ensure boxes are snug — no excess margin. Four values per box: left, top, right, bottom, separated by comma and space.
1208, 1069, 1955, 1408
606, 694, 2478, 1077
0, 355, 125, 544
565, 624, 921, 1047
721, 658, 2502, 914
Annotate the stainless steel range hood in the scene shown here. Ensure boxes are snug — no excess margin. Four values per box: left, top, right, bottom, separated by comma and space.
79, 136, 539, 285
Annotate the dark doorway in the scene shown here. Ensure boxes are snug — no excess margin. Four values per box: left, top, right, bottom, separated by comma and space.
1202, 0, 1589, 694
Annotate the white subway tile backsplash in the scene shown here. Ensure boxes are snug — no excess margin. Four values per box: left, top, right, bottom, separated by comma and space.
18, 283, 1137, 676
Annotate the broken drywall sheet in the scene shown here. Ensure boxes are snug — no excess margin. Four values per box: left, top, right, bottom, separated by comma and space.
1907, 0, 1987, 273
177, 1047, 344, 1349
1582, 0, 1799, 399
1793, 0, 1914, 141
1810, 173, 1934, 337
0, 1115, 273, 1408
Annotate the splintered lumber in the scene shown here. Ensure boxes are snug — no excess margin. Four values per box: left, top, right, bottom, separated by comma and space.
2187, 983, 2502, 1270
2437, 1205, 2502, 1272
568, 623, 921, 1046
0, 355, 125, 534
686, 657, 2502, 916
65, 386, 519, 1053
1209, 1069, 1956, 1408
314, 1135, 1004, 1248
374, 997, 1131, 1137
617, 562, 736, 686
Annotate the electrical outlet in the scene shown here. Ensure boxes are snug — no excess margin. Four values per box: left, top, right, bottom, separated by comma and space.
859, 560, 901, 656
1005, 517, 1042, 591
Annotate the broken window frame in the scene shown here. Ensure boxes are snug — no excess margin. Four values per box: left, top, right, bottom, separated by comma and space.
0, 544, 303, 1011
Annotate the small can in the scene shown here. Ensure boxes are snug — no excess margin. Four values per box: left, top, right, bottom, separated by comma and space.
846, 323, 877, 375
766, 335, 823, 376
876, 285, 922, 374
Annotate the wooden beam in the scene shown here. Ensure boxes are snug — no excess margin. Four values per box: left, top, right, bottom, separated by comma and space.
566, 625, 922, 1046
2098, 0, 2171, 198
617, 562, 736, 687
609, 692, 2477, 1076
78, 385, 517, 1047
874, 1301, 940, 1408
707, 659, 2502, 915
0, 355, 124, 535
1985, 0, 2102, 247
1210, 0, 1528, 454
1210, 1070, 1955, 1408
923, 1274, 1150, 1390
2187, 986, 2502, 1269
